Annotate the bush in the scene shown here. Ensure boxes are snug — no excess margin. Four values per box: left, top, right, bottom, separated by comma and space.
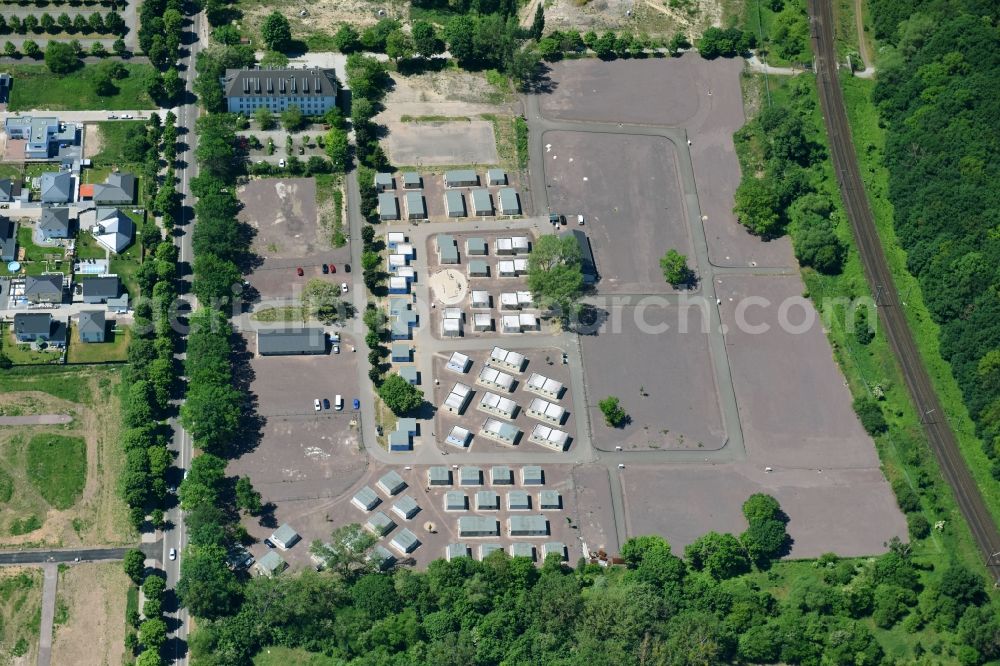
853, 396, 887, 435
907, 513, 931, 540
599, 396, 628, 428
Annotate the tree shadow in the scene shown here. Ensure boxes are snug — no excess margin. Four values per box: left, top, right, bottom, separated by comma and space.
572, 304, 607, 336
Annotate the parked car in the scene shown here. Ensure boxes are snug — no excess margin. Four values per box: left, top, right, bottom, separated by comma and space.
577, 214, 585, 225
328, 263, 336, 273
549, 213, 560, 226
341, 282, 349, 293
333, 344, 340, 354
169, 548, 177, 561
313, 398, 321, 411
322, 264, 329, 274
323, 398, 331, 410
278, 158, 286, 168
122, 113, 133, 119
263, 539, 276, 549
353, 398, 360, 410
344, 264, 351, 272
296, 267, 304, 276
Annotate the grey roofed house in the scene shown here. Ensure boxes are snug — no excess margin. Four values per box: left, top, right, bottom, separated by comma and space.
374, 172, 394, 192
444, 491, 468, 511
497, 188, 521, 215
445, 425, 471, 448
81, 207, 134, 254
561, 229, 598, 285
428, 466, 452, 486
508, 514, 549, 537
37, 207, 70, 240
475, 490, 500, 511
81, 276, 121, 303
392, 495, 420, 520
446, 543, 471, 561
507, 490, 531, 511
543, 542, 567, 561
390, 343, 411, 362
444, 190, 465, 217
458, 516, 500, 538
398, 365, 420, 384
77, 310, 106, 343
378, 192, 399, 221
510, 543, 535, 559
351, 486, 381, 512
490, 466, 513, 485
437, 233, 459, 264
444, 169, 478, 187
402, 172, 422, 189
40, 171, 72, 203
92, 172, 136, 204
390, 528, 420, 554
480, 543, 503, 560
256, 327, 326, 355
487, 168, 507, 186
377, 470, 407, 496
398, 418, 418, 435
467, 259, 489, 277
365, 511, 396, 537
539, 490, 563, 510
255, 551, 287, 577
0, 179, 12, 202
222, 67, 338, 115
404, 191, 426, 220
459, 466, 482, 486
522, 466, 545, 485
0, 217, 16, 261
13, 312, 59, 343
25, 274, 63, 304
388, 429, 412, 451
470, 188, 493, 216
370, 545, 396, 571
270, 523, 301, 549
466, 237, 487, 255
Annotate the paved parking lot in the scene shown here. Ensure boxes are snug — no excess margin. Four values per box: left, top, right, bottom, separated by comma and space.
383, 121, 500, 167
581, 303, 725, 451
542, 131, 691, 294
431, 347, 576, 454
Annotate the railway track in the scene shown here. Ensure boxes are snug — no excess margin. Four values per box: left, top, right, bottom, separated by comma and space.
807, 0, 1000, 580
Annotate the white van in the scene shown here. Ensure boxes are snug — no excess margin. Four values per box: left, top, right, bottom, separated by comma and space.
334, 395, 344, 411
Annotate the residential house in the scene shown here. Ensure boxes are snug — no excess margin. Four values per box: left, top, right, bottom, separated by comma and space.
39, 171, 72, 203
76, 310, 106, 343
81, 276, 121, 304
36, 207, 70, 242
92, 173, 136, 205
25, 274, 63, 304
81, 207, 134, 254
222, 67, 338, 115
13, 313, 66, 346
0, 216, 16, 262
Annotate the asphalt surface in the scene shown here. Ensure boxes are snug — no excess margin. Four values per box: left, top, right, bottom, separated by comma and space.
808, 0, 1000, 580
0, 543, 159, 565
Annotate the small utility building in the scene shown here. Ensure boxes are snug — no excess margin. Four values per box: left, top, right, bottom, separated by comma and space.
470, 189, 492, 216
444, 169, 478, 187
270, 523, 301, 550
459, 516, 500, 538
378, 193, 399, 221
257, 328, 326, 356
497, 188, 520, 215
444, 190, 465, 217
404, 191, 426, 220
508, 515, 549, 537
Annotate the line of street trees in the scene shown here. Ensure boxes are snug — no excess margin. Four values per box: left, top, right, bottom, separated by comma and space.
0, 11, 126, 35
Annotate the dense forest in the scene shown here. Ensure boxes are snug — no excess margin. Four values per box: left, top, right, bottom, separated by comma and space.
869, 0, 1000, 481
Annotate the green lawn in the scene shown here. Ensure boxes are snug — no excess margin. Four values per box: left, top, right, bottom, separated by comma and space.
90, 121, 148, 172
254, 647, 340, 666
0, 569, 42, 663
1, 226, 69, 278
6, 64, 157, 111
66, 324, 130, 365
0, 165, 22, 180
0, 366, 109, 404
25, 434, 86, 510
2, 326, 65, 366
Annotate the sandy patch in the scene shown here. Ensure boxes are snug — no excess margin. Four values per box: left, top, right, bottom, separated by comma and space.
537, 0, 724, 34
82, 124, 103, 160
50, 563, 128, 666
376, 69, 518, 123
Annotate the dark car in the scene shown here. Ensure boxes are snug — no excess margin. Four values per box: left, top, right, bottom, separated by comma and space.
263, 539, 276, 549
321, 264, 329, 274
296, 267, 304, 276
323, 398, 331, 410
344, 264, 351, 273
353, 398, 360, 410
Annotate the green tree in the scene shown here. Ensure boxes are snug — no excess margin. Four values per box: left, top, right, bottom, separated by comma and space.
526, 234, 584, 320
160, 67, 184, 103
412, 21, 442, 59
852, 396, 887, 435
530, 4, 545, 40
280, 105, 305, 132
740, 518, 791, 565
324, 126, 350, 171
854, 306, 875, 345
598, 396, 628, 428
23, 15, 39, 34
112, 38, 128, 57
44, 41, 78, 74
659, 249, 695, 287
139, 617, 168, 650
684, 531, 750, 579
260, 11, 291, 51
310, 524, 378, 578
742, 493, 786, 524
668, 32, 690, 55
143, 574, 166, 602
135, 649, 164, 666
377, 374, 424, 415
180, 381, 243, 455
22, 40, 40, 59
192, 253, 242, 305
40, 13, 55, 34
792, 220, 845, 274
124, 549, 146, 584
177, 545, 243, 619
235, 476, 263, 515
57, 13, 71, 32
4, 42, 16, 58
593, 31, 616, 59
333, 24, 360, 53
385, 29, 413, 63
733, 178, 782, 237
254, 106, 274, 130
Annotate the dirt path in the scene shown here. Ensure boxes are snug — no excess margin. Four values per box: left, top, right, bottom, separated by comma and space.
0, 415, 72, 426
37, 563, 57, 666
854, 0, 871, 68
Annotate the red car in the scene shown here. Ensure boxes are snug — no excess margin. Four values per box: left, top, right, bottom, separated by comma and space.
329, 264, 336, 273
296, 267, 304, 276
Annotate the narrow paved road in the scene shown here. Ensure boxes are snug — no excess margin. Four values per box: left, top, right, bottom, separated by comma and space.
0, 415, 71, 426
37, 563, 57, 666
809, 0, 1000, 581
0, 543, 159, 565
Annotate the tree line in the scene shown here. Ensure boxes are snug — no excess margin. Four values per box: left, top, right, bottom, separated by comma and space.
0, 11, 126, 35
868, 0, 1000, 487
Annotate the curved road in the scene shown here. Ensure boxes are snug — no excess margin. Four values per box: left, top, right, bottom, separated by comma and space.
808, 0, 1000, 581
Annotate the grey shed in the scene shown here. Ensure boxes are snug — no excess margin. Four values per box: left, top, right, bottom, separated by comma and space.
466, 237, 487, 255
459, 466, 482, 486
490, 466, 513, 485
507, 490, 531, 511
508, 514, 549, 537
377, 470, 407, 496
365, 511, 396, 536
487, 168, 507, 186
510, 543, 535, 559
444, 491, 468, 511
497, 188, 521, 215
470, 189, 492, 216
539, 490, 562, 510
444, 190, 465, 217
428, 466, 452, 486
378, 193, 399, 220
475, 490, 500, 511
402, 172, 422, 189
404, 191, 426, 220
374, 172, 394, 192
392, 495, 420, 520
522, 466, 545, 485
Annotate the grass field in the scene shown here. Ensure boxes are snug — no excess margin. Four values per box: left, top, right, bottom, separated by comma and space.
26, 434, 86, 510
6, 64, 157, 111
66, 324, 130, 364
0, 366, 134, 547
1, 324, 66, 366
50, 563, 129, 666
254, 647, 340, 666
0, 568, 42, 663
